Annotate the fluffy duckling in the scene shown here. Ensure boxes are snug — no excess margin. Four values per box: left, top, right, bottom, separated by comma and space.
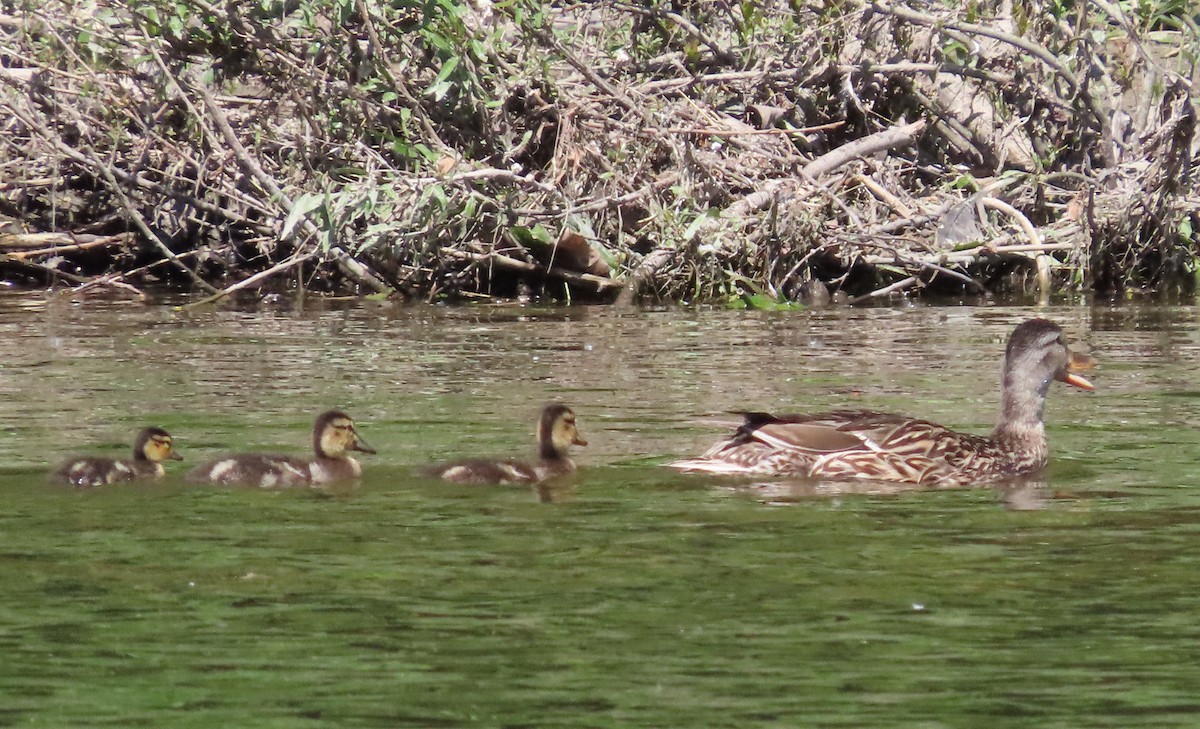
428, 403, 587, 485
186, 410, 375, 488
52, 427, 182, 487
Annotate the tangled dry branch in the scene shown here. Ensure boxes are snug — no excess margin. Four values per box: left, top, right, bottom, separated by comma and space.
0, 0, 1197, 305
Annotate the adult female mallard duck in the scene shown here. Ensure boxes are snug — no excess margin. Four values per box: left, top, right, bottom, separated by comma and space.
52, 427, 183, 487
428, 403, 587, 485
187, 410, 375, 487
667, 318, 1095, 486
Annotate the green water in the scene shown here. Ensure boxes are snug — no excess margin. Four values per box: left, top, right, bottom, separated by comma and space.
1, 293, 1199, 726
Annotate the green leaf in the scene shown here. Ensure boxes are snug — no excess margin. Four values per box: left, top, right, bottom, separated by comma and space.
423, 184, 448, 208
434, 55, 460, 84
682, 209, 718, 241
282, 193, 325, 239
412, 143, 439, 162
510, 224, 554, 247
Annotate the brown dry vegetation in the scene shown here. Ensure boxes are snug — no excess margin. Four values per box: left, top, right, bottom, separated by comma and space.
0, 0, 1198, 305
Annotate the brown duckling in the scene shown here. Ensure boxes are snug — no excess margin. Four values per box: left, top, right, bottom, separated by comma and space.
428, 403, 587, 485
186, 410, 375, 488
52, 427, 182, 487
667, 318, 1095, 486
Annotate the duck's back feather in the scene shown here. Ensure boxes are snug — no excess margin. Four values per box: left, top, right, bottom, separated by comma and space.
673, 410, 1006, 485
427, 457, 575, 485
186, 453, 312, 488
51, 457, 161, 488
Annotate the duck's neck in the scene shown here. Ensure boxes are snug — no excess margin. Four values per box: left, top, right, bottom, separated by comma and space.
539, 440, 565, 461
128, 453, 164, 476
533, 456, 576, 481
992, 369, 1051, 461
310, 454, 361, 481
315, 451, 355, 466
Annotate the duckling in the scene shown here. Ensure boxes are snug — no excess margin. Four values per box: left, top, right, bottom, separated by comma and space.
186, 410, 375, 488
51, 427, 182, 487
427, 403, 587, 485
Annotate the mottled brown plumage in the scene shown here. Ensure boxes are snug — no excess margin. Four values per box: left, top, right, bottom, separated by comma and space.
428, 403, 587, 485
667, 319, 1095, 486
186, 410, 375, 488
51, 427, 182, 487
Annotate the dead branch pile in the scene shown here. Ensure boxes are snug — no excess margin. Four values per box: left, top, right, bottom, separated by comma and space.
0, 0, 1197, 304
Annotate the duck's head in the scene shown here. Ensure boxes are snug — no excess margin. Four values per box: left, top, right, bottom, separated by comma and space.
313, 410, 376, 459
134, 427, 183, 463
1004, 318, 1095, 395
538, 403, 587, 460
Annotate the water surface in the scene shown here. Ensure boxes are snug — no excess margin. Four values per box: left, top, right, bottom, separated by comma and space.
0, 293, 1197, 727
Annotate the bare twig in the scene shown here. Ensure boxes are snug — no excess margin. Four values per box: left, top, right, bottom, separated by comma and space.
441, 247, 622, 292
182, 250, 320, 309
662, 121, 845, 136
848, 275, 920, 304
802, 120, 926, 179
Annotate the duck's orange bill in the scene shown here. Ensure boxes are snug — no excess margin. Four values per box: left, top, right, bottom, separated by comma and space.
1064, 351, 1096, 391
573, 436, 589, 447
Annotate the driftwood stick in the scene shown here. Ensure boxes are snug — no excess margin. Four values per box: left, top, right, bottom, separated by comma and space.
861, 242, 1078, 266
0, 232, 132, 251
441, 247, 622, 291
848, 275, 920, 305
561, 174, 680, 216
616, 248, 674, 305
985, 242, 1077, 253
446, 168, 559, 195
181, 250, 320, 309
9, 235, 133, 259
0, 252, 90, 283
73, 247, 209, 294
803, 120, 926, 179
854, 174, 914, 217
637, 62, 1007, 94
979, 197, 1041, 246
917, 261, 985, 291
662, 121, 845, 136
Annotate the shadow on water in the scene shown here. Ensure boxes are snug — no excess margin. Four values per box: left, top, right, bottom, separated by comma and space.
1, 291, 1199, 726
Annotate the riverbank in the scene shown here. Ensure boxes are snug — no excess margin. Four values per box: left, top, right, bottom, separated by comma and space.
1, 1, 1197, 305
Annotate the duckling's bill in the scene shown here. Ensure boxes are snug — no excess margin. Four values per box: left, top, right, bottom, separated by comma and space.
351, 430, 377, 454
